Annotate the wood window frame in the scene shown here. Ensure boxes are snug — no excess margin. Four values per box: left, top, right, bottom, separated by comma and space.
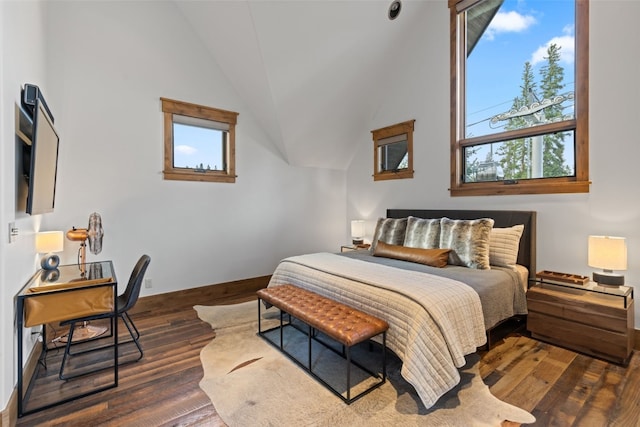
161, 97, 238, 183
372, 120, 415, 181
448, 0, 590, 196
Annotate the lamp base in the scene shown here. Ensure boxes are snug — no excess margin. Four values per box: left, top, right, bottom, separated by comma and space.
40, 254, 60, 270
593, 271, 624, 287
60, 323, 108, 343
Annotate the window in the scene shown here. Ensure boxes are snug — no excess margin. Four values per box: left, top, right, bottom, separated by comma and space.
449, 0, 589, 196
372, 120, 415, 181
161, 97, 239, 183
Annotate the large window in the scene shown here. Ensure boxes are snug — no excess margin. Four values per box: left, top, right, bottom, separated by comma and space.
161, 97, 238, 183
449, 0, 589, 196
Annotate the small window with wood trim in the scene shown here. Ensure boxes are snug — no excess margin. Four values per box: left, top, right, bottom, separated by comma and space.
372, 120, 415, 181
161, 97, 239, 183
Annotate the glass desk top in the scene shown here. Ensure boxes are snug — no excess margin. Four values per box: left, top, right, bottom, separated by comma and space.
19, 261, 116, 296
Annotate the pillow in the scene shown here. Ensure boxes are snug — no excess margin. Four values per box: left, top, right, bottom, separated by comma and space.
373, 241, 451, 268
489, 224, 524, 269
403, 216, 441, 249
370, 217, 408, 251
439, 217, 494, 269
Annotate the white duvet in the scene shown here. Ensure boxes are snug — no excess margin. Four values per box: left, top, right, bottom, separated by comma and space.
267, 252, 487, 408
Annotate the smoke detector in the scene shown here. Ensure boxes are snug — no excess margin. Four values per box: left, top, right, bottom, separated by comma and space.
388, 0, 402, 20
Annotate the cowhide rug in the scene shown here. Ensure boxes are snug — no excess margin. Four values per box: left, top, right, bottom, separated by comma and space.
195, 301, 535, 427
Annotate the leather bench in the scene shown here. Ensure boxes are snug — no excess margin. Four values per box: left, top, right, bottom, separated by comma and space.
257, 284, 389, 404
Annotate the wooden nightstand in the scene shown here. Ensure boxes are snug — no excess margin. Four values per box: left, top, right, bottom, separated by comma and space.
527, 280, 634, 365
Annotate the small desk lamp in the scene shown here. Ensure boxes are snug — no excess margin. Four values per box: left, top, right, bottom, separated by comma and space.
35, 231, 64, 270
588, 235, 627, 287
351, 220, 365, 245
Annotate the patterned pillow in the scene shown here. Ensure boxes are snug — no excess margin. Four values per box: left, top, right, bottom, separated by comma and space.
439, 217, 495, 269
370, 217, 408, 251
489, 224, 524, 269
403, 216, 441, 249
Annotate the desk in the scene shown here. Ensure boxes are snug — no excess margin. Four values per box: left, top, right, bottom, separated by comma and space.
16, 261, 118, 417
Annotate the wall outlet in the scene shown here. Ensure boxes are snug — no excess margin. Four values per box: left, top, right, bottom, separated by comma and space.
144, 278, 152, 289
30, 327, 42, 342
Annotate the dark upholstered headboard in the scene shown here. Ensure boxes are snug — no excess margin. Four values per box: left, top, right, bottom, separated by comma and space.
386, 209, 537, 279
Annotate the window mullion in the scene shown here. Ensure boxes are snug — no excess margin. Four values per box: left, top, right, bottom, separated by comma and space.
459, 120, 576, 148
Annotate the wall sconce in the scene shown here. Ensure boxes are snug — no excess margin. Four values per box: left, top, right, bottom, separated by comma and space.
351, 220, 365, 245
588, 235, 627, 287
35, 231, 64, 270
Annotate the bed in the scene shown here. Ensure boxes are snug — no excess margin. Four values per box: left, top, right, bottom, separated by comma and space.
267, 209, 536, 409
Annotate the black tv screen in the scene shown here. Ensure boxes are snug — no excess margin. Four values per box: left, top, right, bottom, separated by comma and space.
26, 99, 59, 215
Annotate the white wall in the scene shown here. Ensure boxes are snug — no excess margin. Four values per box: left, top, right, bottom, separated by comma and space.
347, 0, 640, 326
0, 0, 50, 413
1, 0, 346, 412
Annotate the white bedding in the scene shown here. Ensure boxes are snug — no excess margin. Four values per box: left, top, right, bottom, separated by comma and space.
267, 252, 487, 408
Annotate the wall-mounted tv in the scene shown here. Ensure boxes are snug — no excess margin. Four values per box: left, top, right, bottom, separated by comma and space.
20, 91, 60, 215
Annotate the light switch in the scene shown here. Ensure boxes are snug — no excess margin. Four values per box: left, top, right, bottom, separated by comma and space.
9, 222, 18, 243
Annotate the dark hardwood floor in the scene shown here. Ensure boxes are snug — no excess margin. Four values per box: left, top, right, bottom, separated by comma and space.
15, 284, 640, 427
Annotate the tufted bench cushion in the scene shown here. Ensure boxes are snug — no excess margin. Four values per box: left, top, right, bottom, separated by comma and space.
257, 284, 389, 346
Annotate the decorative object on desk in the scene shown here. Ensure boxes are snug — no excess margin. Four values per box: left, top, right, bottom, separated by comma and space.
535, 270, 590, 286
35, 230, 64, 270
63, 212, 107, 342
588, 235, 627, 287
350, 219, 365, 245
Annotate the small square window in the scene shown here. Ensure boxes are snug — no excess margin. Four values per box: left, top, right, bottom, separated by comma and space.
372, 120, 415, 181
161, 98, 238, 183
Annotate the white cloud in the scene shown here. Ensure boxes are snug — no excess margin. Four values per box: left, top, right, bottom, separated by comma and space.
484, 11, 537, 40
530, 35, 575, 65
175, 145, 197, 155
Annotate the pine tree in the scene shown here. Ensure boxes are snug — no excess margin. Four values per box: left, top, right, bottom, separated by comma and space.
496, 62, 536, 179
539, 43, 571, 177
494, 44, 571, 179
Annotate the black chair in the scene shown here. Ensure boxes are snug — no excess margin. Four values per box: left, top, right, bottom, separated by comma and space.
59, 255, 151, 380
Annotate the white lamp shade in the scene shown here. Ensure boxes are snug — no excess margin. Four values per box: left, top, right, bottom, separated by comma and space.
35, 231, 64, 253
351, 220, 365, 239
588, 235, 627, 271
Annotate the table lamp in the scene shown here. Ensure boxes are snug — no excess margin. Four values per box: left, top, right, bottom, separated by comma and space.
35, 231, 64, 270
588, 235, 627, 287
351, 220, 365, 245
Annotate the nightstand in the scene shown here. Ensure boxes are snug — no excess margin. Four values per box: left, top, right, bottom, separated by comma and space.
527, 280, 634, 365
340, 244, 370, 252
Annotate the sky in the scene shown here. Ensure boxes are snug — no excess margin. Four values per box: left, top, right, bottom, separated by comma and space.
466, 0, 576, 139
173, 123, 224, 171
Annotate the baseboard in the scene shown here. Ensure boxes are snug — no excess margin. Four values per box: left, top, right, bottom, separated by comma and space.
131, 275, 270, 314
2, 338, 43, 426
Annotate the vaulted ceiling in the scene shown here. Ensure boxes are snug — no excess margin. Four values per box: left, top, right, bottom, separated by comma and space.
174, 0, 431, 169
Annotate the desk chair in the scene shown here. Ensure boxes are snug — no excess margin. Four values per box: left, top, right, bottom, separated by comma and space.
59, 254, 151, 380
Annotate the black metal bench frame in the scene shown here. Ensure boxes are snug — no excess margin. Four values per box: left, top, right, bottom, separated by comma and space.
257, 299, 387, 404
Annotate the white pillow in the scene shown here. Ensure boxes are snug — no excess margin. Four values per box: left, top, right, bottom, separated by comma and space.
489, 225, 524, 269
